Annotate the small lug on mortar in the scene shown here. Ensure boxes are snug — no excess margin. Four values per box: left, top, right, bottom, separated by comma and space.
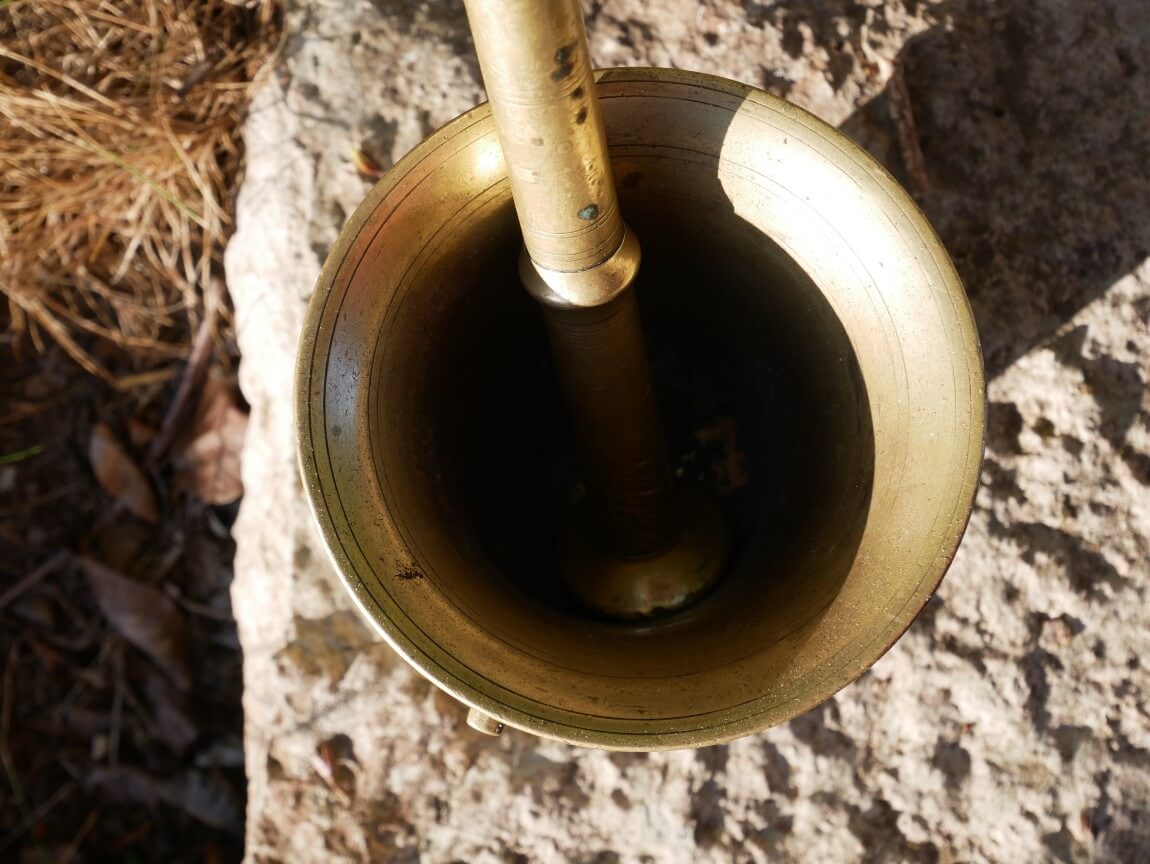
466, 707, 505, 736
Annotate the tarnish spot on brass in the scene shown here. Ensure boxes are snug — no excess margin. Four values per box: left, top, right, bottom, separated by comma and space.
395, 565, 423, 580
578, 203, 599, 220
575, 106, 588, 125
571, 86, 584, 100
531, 137, 544, 146
552, 43, 575, 81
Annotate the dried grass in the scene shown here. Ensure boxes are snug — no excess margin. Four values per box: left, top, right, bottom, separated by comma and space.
0, 0, 280, 385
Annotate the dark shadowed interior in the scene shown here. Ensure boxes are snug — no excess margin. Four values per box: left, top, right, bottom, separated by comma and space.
366, 162, 875, 700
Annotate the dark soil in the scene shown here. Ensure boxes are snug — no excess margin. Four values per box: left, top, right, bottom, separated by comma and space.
0, 324, 247, 862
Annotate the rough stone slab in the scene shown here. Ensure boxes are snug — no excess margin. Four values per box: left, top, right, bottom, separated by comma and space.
225, 1, 1150, 861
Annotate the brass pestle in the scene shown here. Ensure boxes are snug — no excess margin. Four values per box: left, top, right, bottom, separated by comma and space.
463, 0, 727, 619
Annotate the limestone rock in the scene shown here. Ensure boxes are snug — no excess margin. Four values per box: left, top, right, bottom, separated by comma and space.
225, 0, 1150, 860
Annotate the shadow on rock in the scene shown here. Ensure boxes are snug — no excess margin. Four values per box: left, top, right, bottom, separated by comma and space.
840, 0, 1150, 379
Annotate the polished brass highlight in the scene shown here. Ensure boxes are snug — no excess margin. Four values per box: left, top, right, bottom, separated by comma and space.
296, 68, 985, 750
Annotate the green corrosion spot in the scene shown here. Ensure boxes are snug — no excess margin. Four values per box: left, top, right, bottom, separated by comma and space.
578, 203, 599, 220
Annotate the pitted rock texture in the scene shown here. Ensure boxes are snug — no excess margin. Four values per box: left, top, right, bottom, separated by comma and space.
225, 0, 1150, 860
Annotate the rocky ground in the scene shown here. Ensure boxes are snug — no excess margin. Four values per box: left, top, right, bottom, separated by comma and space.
224, 0, 1150, 861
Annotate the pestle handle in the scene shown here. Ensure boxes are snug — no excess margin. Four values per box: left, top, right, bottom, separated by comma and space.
463, 0, 622, 280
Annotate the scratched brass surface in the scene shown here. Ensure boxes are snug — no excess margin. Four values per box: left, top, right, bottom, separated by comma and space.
296, 68, 985, 750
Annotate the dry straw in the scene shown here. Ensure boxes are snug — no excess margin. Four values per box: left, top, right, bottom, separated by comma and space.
0, 0, 279, 384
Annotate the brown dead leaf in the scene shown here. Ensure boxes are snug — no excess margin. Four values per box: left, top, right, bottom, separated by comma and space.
177, 371, 247, 505
352, 147, 385, 179
88, 765, 160, 807
59, 706, 110, 740
88, 422, 159, 522
144, 673, 199, 755
312, 733, 359, 803
127, 417, 158, 448
79, 557, 190, 689
166, 770, 243, 833
92, 765, 241, 833
19, 844, 74, 864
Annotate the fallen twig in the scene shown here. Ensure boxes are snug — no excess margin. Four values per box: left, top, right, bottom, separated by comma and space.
887, 60, 930, 200
0, 550, 69, 611
58, 808, 100, 864
149, 276, 224, 464
0, 781, 77, 858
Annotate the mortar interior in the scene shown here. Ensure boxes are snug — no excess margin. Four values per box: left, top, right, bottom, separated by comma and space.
369, 174, 875, 708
